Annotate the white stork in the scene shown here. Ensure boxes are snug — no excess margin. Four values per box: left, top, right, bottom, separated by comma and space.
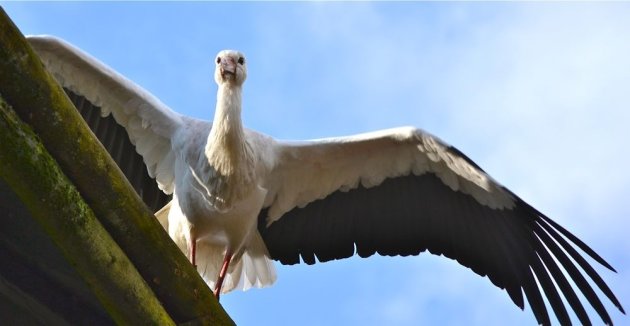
27, 35, 624, 325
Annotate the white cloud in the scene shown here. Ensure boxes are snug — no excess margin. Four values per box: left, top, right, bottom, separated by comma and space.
249, 3, 630, 230
205, 3, 630, 324
435, 5, 630, 236
245, 4, 630, 325
5, 2, 628, 325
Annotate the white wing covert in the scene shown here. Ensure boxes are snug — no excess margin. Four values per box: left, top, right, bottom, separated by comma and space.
262, 126, 515, 225
27, 35, 182, 194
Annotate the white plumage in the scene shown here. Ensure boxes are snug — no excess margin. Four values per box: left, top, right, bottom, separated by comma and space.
27, 35, 623, 325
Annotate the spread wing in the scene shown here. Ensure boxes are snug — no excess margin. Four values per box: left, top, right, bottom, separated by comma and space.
258, 127, 624, 325
28, 35, 183, 200
28, 35, 623, 325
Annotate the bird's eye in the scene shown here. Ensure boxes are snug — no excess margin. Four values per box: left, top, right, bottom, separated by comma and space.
238, 57, 245, 65
216, 57, 221, 64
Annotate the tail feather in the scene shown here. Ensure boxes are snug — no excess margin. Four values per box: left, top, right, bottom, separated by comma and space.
195, 232, 277, 293
155, 202, 276, 294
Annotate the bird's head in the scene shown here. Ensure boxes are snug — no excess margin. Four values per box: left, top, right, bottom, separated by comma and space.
214, 50, 247, 87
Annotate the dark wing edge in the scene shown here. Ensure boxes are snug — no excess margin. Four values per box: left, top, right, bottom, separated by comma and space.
258, 171, 624, 325
66, 89, 171, 212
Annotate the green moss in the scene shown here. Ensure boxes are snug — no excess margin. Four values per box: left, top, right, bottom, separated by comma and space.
0, 97, 175, 325
1, 8, 233, 325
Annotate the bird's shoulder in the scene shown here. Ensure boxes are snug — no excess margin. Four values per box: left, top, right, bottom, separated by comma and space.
171, 118, 212, 161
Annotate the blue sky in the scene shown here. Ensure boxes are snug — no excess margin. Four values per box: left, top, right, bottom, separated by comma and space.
3, 2, 629, 325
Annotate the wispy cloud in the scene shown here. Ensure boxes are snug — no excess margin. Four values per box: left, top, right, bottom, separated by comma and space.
241, 3, 630, 325
4, 2, 628, 325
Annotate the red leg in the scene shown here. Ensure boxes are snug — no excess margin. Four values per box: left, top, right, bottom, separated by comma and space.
190, 235, 197, 268
214, 251, 233, 301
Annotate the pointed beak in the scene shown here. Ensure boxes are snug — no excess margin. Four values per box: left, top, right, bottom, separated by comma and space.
220, 58, 237, 77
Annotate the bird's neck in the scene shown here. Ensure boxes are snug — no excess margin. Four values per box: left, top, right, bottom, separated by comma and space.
209, 85, 244, 144
206, 84, 253, 186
